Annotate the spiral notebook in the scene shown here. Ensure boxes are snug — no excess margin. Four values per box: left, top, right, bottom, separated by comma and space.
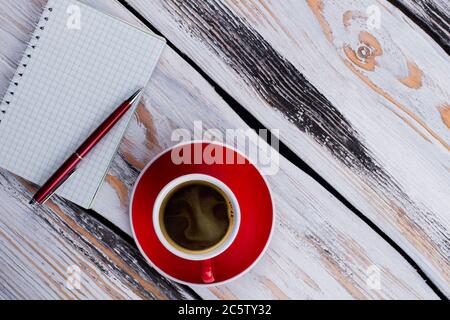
0, 0, 165, 208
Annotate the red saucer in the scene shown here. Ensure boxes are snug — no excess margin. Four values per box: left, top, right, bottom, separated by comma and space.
130, 142, 274, 285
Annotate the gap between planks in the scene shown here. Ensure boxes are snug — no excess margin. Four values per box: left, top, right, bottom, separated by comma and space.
117, 0, 447, 299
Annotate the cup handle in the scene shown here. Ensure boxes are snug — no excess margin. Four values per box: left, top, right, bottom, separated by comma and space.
201, 259, 215, 284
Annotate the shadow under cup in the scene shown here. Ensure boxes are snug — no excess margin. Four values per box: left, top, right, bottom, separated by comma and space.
153, 175, 240, 261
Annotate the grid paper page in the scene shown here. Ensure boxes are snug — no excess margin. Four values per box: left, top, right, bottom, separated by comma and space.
0, 0, 165, 208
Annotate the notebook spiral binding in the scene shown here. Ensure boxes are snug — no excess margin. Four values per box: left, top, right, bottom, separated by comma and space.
0, 6, 54, 123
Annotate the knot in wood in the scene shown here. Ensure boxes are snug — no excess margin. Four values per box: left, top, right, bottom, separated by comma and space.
356, 44, 373, 62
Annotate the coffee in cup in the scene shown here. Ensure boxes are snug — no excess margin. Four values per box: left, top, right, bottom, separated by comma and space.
153, 174, 240, 262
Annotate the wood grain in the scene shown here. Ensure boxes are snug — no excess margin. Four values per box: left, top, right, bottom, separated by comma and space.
0, 0, 196, 300
0, 0, 443, 299
86, 0, 441, 298
0, 170, 196, 299
126, 0, 450, 295
390, 0, 449, 53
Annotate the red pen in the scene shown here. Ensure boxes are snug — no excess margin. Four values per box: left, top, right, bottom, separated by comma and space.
30, 88, 143, 205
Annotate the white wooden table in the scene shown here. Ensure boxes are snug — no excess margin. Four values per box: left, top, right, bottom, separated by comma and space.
0, 0, 448, 299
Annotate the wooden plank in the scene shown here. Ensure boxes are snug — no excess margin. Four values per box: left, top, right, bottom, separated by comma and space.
125, 0, 450, 296
390, 0, 449, 53
0, 0, 440, 299
83, 1, 440, 298
0, 170, 196, 299
0, 0, 196, 300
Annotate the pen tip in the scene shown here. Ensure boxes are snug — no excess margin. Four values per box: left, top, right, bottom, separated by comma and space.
129, 88, 144, 104
29, 199, 36, 205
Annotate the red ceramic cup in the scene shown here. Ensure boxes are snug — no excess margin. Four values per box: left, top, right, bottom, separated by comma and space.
130, 141, 274, 286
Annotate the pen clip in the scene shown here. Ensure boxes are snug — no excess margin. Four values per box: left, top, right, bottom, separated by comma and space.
40, 167, 78, 204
